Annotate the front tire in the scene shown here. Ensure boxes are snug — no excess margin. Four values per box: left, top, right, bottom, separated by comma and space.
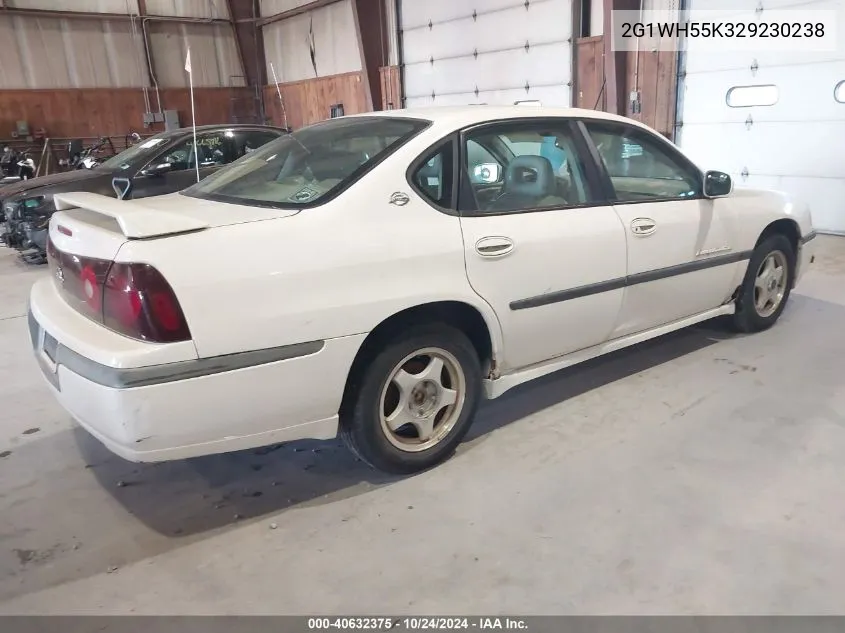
732, 234, 795, 333
340, 324, 482, 474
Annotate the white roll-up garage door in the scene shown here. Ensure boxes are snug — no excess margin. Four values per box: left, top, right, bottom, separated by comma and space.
678, 0, 845, 234
398, 0, 573, 108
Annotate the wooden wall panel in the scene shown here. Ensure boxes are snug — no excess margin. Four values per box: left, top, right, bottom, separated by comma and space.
379, 66, 401, 111
575, 36, 605, 111
263, 71, 368, 129
0, 87, 255, 139
625, 46, 677, 138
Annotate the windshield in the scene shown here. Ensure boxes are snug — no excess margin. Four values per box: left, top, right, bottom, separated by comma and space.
183, 117, 429, 208
99, 133, 172, 171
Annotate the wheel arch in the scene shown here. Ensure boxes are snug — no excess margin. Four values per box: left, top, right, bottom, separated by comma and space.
755, 218, 801, 255
339, 300, 502, 415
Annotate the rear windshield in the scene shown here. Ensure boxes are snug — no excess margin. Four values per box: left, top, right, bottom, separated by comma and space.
99, 133, 172, 171
182, 117, 429, 208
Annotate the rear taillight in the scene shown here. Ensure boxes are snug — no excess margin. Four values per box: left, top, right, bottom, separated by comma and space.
49, 243, 191, 343
103, 263, 190, 343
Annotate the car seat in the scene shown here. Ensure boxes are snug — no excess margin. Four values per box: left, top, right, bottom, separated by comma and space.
487, 155, 555, 211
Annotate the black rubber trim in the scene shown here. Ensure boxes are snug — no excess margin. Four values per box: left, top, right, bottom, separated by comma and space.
28, 310, 324, 389
800, 231, 817, 244
510, 250, 754, 311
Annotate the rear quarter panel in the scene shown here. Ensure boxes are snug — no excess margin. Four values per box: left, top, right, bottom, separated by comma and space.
115, 133, 504, 360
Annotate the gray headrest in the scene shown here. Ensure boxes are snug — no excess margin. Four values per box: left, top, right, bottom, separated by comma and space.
504, 155, 554, 197
417, 155, 442, 179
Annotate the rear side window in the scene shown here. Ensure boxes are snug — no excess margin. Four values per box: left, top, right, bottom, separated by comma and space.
410, 142, 455, 209
184, 117, 429, 208
233, 130, 281, 160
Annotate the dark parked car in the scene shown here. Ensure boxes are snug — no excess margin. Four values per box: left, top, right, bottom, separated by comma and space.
1, 124, 285, 252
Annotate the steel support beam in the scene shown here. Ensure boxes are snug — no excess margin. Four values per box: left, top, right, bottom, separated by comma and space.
226, 0, 266, 88
0, 6, 230, 24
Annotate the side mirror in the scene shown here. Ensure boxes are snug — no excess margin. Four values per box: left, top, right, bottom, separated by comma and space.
472, 163, 502, 184
141, 162, 172, 177
703, 170, 732, 198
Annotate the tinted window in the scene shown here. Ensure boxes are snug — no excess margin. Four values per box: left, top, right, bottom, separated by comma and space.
152, 131, 231, 173
411, 142, 454, 208
184, 117, 428, 208
461, 121, 592, 213
99, 133, 171, 171
585, 122, 700, 201
233, 130, 281, 160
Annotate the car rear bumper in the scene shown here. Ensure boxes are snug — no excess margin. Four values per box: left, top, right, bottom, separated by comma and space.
28, 279, 365, 462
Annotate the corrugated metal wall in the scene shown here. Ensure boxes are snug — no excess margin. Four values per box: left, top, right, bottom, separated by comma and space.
144, 0, 228, 18
5, 0, 139, 12
262, 0, 363, 83
0, 0, 241, 89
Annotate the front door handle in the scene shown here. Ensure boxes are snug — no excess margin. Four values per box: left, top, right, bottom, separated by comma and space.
631, 217, 657, 236
475, 236, 514, 258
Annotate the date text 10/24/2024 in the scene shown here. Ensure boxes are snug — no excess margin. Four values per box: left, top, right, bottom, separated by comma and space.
307, 618, 529, 630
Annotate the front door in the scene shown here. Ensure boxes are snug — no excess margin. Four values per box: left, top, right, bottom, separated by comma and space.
581, 120, 741, 338
452, 118, 628, 372
130, 130, 233, 199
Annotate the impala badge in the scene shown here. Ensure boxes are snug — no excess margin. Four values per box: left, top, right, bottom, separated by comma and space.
389, 192, 410, 206
696, 245, 731, 257
55, 265, 64, 283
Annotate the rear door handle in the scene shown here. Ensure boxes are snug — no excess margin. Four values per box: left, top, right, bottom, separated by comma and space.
475, 236, 514, 258
631, 217, 657, 236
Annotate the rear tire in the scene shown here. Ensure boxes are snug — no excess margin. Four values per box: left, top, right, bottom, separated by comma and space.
340, 323, 482, 474
732, 234, 795, 333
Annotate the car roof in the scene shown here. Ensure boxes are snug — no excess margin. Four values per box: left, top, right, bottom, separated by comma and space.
159, 123, 283, 138
344, 105, 650, 131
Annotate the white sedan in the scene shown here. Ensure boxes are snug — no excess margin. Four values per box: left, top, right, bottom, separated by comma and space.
28, 106, 816, 474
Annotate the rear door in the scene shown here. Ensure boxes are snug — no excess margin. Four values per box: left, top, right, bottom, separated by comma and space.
580, 120, 740, 338
130, 130, 233, 199
447, 118, 628, 372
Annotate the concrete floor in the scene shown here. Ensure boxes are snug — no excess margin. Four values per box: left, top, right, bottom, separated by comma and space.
0, 236, 844, 615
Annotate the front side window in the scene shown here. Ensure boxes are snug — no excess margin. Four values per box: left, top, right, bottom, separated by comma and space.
184, 117, 428, 208
461, 121, 592, 214
585, 122, 700, 202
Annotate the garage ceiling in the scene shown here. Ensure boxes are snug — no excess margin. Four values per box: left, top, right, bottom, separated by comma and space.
679, 0, 845, 234
399, 0, 573, 107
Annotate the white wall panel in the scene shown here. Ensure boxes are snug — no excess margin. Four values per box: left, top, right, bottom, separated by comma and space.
399, 0, 573, 107
260, 0, 320, 15
147, 22, 241, 88
5, 0, 138, 12
679, 0, 845, 233
0, 14, 148, 88
144, 0, 229, 18
263, 0, 362, 83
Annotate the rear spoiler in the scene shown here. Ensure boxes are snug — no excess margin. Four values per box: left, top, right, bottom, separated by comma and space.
53, 192, 208, 239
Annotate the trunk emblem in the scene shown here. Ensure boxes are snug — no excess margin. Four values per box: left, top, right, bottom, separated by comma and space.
390, 192, 410, 206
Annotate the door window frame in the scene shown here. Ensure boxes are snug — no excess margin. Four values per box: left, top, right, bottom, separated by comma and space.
455, 117, 610, 217
405, 133, 461, 214
577, 119, 705, 205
